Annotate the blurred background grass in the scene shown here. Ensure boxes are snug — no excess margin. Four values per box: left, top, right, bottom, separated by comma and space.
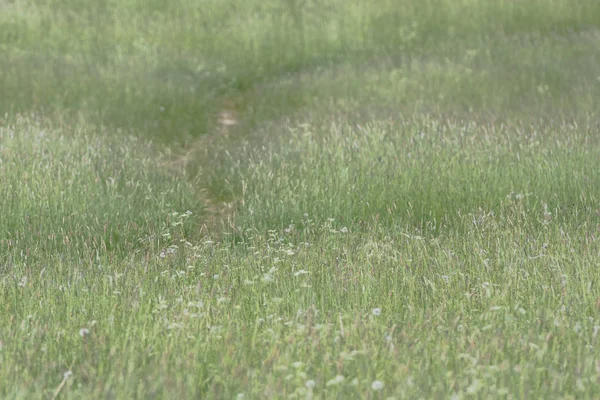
2, 0, 600, 144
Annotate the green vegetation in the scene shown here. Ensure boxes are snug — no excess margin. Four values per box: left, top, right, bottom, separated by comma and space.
3, 0, 600, 139
1, 0, 600, 398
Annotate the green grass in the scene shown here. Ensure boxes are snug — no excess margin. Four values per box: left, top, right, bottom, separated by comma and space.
207, 117, 600, 233
2, 0, 600, 398
2, 0, 600, 140
0, 116, 204, 264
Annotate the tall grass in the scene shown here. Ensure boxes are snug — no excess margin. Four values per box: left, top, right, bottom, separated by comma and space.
2, 0, 600, 140
211, 118, 600, 234
0, 116, 203, 264
1, 116, 600, 398
2, 0, 600, 398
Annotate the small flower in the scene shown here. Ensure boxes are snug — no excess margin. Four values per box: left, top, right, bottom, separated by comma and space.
327, 375, 344, 386
213, 274, 219, 280
372, 308, 381, 316
305, 379, 316, 389
371, 380, 384, 391
340, 227, 348, 233
63, 370, 73, 380
79, 328, 90, 337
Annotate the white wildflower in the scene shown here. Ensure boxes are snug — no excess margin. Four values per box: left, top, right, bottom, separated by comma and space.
371, 380, 384, 391
326, 375, 345, 386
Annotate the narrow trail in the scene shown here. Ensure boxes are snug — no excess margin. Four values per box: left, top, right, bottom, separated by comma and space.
166, 98, 242, 237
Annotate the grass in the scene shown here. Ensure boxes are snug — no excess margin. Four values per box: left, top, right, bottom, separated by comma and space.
1, 0, 600, 398
2, 0, 600, 140
210, 117, 600, 233
0, 116, 203, 263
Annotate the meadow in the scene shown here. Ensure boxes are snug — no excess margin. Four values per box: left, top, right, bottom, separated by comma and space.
1, 0, 600, 398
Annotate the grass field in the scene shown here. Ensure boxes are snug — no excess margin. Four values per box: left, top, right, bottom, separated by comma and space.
2, 0, 600, 398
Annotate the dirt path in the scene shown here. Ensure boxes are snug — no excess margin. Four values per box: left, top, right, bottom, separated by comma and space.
165, 98, 242, 237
